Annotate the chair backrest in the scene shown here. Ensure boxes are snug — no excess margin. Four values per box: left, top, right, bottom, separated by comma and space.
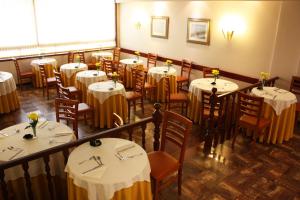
67, 52, 74, 63
164, 76, 171, 103
13, 58, 21, 79
160, 110, 192, 165
54, 71, 63, 96
181, 59, 192, 78
290, 76, 300, 95
201, 90, 225, 119
103, 59, 114, 74
116, 63, 126, 84
147, 53, 157, 69
113, 47, 121, 62
132, 65, 145, 93
55, 98, 79, 138
39, 65, 48, 81
112, 112, 124, 127
69, 51, 85, 63
203, 67, 219, 78
236, 92, 264, 127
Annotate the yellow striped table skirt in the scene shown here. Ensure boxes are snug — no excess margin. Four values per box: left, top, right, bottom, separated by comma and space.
32, 64, 55, 88
67, 177, 152, 200
61, 72, 78, 87
75, 80, 88, 103
87, 93, 128, 128
125, 68, 134, 88
148, 75, 177, 102
0, 91, 20, 114
187, 93, 201, 123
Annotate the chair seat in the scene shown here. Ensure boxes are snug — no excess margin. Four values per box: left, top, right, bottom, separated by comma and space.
78, 103, 92, 112
176, 76, 188, 83
68, 86, 79, 93
170, 92, 188, 101
296, 102, 300, 112
126, 91, 142, 100
20, 71, 34, 78
144, 82, 156, 89
47, 77, 56, 83
148, 151, 180, 180
203, 108, 221, 118
239, 115, 271, 130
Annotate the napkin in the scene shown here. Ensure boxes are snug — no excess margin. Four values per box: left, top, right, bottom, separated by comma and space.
0, 147, 24, 161
79, 159, 107, 179
114, 142, 135, 153
53, 131, 73, 137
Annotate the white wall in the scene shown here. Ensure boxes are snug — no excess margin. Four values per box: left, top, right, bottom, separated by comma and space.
120, 1, 300, 88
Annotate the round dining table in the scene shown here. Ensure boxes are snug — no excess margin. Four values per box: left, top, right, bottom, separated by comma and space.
251, 87, 297, 144
65, 138, 152, 200
60, 63, 88, 86
148, 66, 177, 102
92, 51, 113, 62
31, 58, 57, 88
188, 78, 239, 123
0, 71, 20, 114
75, 70, 107, 102
120, 58, 143, 88
87, 81, 128, 128
0, 121, 75, 200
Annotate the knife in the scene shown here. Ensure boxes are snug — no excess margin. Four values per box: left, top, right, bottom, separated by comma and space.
81, 165, 102, 174
9, 149, 23, 160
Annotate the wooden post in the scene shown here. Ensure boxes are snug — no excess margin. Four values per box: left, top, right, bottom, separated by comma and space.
203, 88, 217, 156
152, 103, 162, 151
0, 169, 8, 200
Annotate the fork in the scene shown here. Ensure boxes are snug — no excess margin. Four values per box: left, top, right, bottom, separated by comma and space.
96, 156, 103, 165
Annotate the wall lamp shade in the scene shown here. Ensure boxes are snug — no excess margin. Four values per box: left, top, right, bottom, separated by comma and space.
222, 29, 234, 40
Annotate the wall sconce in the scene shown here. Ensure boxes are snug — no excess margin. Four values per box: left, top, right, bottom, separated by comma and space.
134, 21, 141, 30
222, 29, 234, 41
220, 15, 245, 41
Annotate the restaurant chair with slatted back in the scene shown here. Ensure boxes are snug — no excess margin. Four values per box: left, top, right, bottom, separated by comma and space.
290, 76, 300, 122
203, 67, 220, 78
177, 59, 192, 91
103, 59, 114, 75
231, 92, 271, 149
77, 51, 85, 63
112, 112, 124, 127
146, 53, 157, 73
67, 52, 74, 63
113, 47, 121, 63
39, 65, 56, 99
116, 62, 126, 85
125, 66, 145, 119
164, 76, 189, 116
201, 89, 225, 147
13, 58, 35, 90
60, 86, 94, 127
55, 98, 79, 138
148, 110, 192, 200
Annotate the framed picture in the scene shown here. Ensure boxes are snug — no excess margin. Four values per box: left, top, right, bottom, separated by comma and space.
151, 16, 169, 39
187, 18, 210, 45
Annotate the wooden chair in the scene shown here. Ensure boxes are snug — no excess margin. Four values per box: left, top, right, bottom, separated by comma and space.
115, 63, 126, 85
203, 67, 219, 78
231, 92, 271, 149
60, 86, 94, 126
68, 51, 85, 63
125, 67, 145, 119
290, 76, 300, 121
13, 58, 35, 90
112, 112, 124, 127
146, 53, 157, 72
164, 77, 189, 115
113, 47, 121, 63
55, 98, 79, 138
39, 65, 56, 100
148, 110, 192, 200
177, 59, 192, 91
103, 59, 114, 75
54, 71, 81, 100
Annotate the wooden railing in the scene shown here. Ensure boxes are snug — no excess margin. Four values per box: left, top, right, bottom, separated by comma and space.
0, 103, 163, 200
203, 76, 279, 156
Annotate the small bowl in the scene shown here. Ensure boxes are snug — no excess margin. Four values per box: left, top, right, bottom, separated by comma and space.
74, 66, 79, 69
93, 73, 98, 76
23, 134, 33, 140
90, 139, 102, 147
163, 70, 168, 73
109, 88, 114, 91
133, 60, 137, 63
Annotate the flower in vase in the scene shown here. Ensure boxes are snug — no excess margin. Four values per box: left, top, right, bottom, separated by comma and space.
95, 62, 101, 70
212, 69, 220, 77
165, 60, 172, 71
75, 55, 81, 63
111, 72, 119, 86
134, 51, 140, 60
260, 72, 270, 81
25, 112, 39, 137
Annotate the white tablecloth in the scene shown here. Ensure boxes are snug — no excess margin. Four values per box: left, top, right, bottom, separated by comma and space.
251, 87, 297, 115
120, 59, 143, 69
0, 71, 17, 96
148, 66, 177, 82
65, 138, 151, 200
0, 121, 75, 181
60, 63, 88, 78
92, 52, 113, 60
189, 78, 239, 100
76, 70, 107, 87
30, 58, 57, 69
88, 81, 126, 104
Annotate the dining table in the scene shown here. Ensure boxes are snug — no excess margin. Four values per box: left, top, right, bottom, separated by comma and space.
31, 58, 57, 88
92, 51, 113, 62
0, 71, 20, 114
75, 70, 107, 102
65, 138, 152, 200
0, 121, 75, 200
251, 86, 297, 144
119, 58, 143, 88
87, 81, 128, 128
147, 66, 177, 102
60, 63, 88, 86
188, 78, 239, 123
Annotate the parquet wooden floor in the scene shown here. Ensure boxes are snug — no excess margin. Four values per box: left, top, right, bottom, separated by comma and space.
1, 85, 299, 200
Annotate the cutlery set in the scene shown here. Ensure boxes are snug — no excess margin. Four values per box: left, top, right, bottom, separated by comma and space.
38, 121, 48, 129
81, 155, 104, 174
6, 146, 24, 160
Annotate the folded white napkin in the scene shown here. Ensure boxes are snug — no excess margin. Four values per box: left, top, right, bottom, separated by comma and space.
114, 142, 135, 153
53, 131, 73, 137
0, 147, 24, 161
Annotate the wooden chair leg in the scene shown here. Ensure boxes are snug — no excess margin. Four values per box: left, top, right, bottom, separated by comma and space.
133, 101, 136, 112
178, 169, 182, 195
46, 85, 50, 100
231, 125, 239, 149
154, 180, 160, 200
84, 114, 87, 125
141, 98, 144, 114
127, 101, 131, 120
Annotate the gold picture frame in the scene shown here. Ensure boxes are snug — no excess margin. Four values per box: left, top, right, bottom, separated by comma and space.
187, 18, 210, 45
151, 16, 169, 39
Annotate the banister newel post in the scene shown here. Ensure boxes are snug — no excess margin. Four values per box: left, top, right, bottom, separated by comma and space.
152, 103, 162, 151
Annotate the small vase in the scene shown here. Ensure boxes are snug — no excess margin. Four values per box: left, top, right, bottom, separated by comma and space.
114, 81, 117, 88
168, 65, 170, 71
32, 126, 37, 137
211, 77, 217, 85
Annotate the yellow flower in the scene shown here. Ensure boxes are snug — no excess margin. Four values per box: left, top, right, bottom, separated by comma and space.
95, 62, 101, 67
27, 112, 39, 121
212, 69, 220, 76
135, 51, 140, 56
165, 60, 173, 65
260, 72, 269, 80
